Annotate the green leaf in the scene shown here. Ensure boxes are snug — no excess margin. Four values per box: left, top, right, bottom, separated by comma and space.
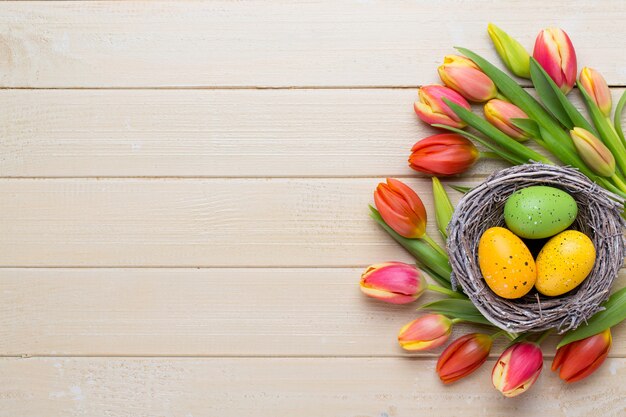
369, 206, 453, 287
432, 178, 454, 240
444, 100, 552, 164
613, 90, 626, 145
510, 118, 541, 139
557, 287, 626, 348
432, 124, 526, 165
450, 184, 472, 194
420, 298, 493, 326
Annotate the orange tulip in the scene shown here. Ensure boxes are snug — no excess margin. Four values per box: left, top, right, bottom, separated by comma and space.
414, 85, 471, 128
579, 67, 612, 117
552, 328, 612, 383
533, 28, 577, 94
398, 314, 452, 351
438, 55, 498, 102
492, 342, 543, 397
360, 262, 427, 304
409, 133, 479, 176
374, 178, 427, 239
437, 333, 493, 384
484, 99, 531, 141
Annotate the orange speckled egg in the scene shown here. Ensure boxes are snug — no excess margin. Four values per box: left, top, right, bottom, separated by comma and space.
535, 230, 596, 296
478, 227, 537, 299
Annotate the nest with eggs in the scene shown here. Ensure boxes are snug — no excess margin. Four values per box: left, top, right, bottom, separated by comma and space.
447, 163, 625, 333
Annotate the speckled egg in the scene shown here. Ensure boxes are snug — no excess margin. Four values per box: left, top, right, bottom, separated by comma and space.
535, 230, 596, 296
504, 186, 578, 239
478, 227, 537, 299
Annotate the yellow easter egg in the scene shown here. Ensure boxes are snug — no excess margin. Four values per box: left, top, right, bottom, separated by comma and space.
478, 227, 537, 299
535, 230, 596, 296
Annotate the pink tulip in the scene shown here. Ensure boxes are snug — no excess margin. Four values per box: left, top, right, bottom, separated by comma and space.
579, 67, 612, 117
359, 262, 427, 304
437, 333, 493, 384
414, 85, 471, 129
492, 342, 543, 397
398, 314, 453, 351
484, 99, 531, 141
438, 55, 497, 102
533, 28, 577, 94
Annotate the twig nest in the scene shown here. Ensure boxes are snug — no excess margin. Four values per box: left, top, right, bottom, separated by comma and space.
447, 163, 625, 333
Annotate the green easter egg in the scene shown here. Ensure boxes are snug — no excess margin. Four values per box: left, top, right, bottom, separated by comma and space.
504, 186, 578, 239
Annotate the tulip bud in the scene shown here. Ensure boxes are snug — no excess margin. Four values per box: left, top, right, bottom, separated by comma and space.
398, 314, 453, 351
579, 67, 612, 117
492, 342, 543, 397
484, 99, 531, 141
570, 127, 616, 177
552, 328, 612, 383
533, 28, 577, 94
414, 85, 471, 129
437, 333, 493, 384
438, 55, 498, 102
487, 23, 531, 79
409, 133, 479, 176
432, 177, 454, 239
359, 262, 427, 304
374, 178, 427, 239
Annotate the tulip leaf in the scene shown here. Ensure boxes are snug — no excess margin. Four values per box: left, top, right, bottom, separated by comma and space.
614, 90, 626, 144
557, 287, 626, 348
510, 118, 540, 139
419, 298, 493, 326
449, 184, 472, 194
432, 124, 526, 165
369, 206, 454, 289
444, 100, 552, 164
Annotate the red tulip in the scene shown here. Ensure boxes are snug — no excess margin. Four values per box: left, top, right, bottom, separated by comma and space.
398, 314, 453, 351
492, 342, 543, 397
414, 85, 471, 128
552, 328, 612, 383
438, 55, 498, 102
533, 28, 577, 94
359, 262, 427, 304
374, 178, 427, 238
437, 333, 493, 384
409, 133, 479, 176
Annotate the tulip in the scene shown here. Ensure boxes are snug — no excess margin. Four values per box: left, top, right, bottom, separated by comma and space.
570, 127, 616, 177
438, 55, 498, 102
432, 177, 454, 239
579, 67, 612, 117
414, 85, 471, 129
552, 328, 612, 383
398, 314, 453, 351
359, 262, 427, 304
437, 333, 493, 384
533, 28, 577, 94
484, 99, 531, 141
409, 133, 479, 176
492, 342, 543, 397
374, 178, 427, 239
487, 23, 531, 78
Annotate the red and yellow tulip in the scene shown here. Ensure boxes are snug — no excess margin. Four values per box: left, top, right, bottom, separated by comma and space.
484, 99, 531, 141
409, 133, 479, 176
360, 262, 427, 304
552, 328, 612, 383
579, 67, 612, 117
533, 28, 577, 94
398, 314, 453, 351
414, 85, 471, 128
492, 342, 543, 397
436, 333, 493, 384
438, 55, 498, 102
570, 127, 616, 177
374, 178, 427, 239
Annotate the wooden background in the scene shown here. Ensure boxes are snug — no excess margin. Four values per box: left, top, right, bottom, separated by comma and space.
0, 1, 625, 416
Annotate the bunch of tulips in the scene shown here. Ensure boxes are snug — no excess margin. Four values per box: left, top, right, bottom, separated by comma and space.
360, 24, 626, 397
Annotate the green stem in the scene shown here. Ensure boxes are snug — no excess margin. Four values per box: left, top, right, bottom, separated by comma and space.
495, 92, 509, 102
489, 329, 508, 340
611, 174, 626, 194
479, 151, 501, 159
421, 233, 448, 258
534, 329, 552, 345
506, 332, 518, 341
614, 91, 626, 146
451, 318, 464, 325
426, 284, 465, 299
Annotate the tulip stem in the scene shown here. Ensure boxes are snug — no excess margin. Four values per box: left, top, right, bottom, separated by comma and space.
489, 329, 509, 340
421, 234, 448, 258
451, 318, 464, 325
479, 151, 502, 160
426, 284, 465, 299
534, 329, 552, 345
495, 92, 509, 102
611, 174, 626, 194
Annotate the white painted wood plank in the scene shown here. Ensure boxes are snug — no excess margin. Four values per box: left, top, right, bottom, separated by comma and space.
0, 177, 478, 267
0, 267, 623, 357
0, 357, 624, 417
1, 1, 625, 87
3, 88, 623, 178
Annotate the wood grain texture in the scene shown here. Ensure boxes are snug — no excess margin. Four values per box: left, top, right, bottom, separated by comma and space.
0, 267, 624, 357
4, 88, 624, 178
0, 177, 479, 267
0, 357, 624, 417
1, 1, 626, 88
